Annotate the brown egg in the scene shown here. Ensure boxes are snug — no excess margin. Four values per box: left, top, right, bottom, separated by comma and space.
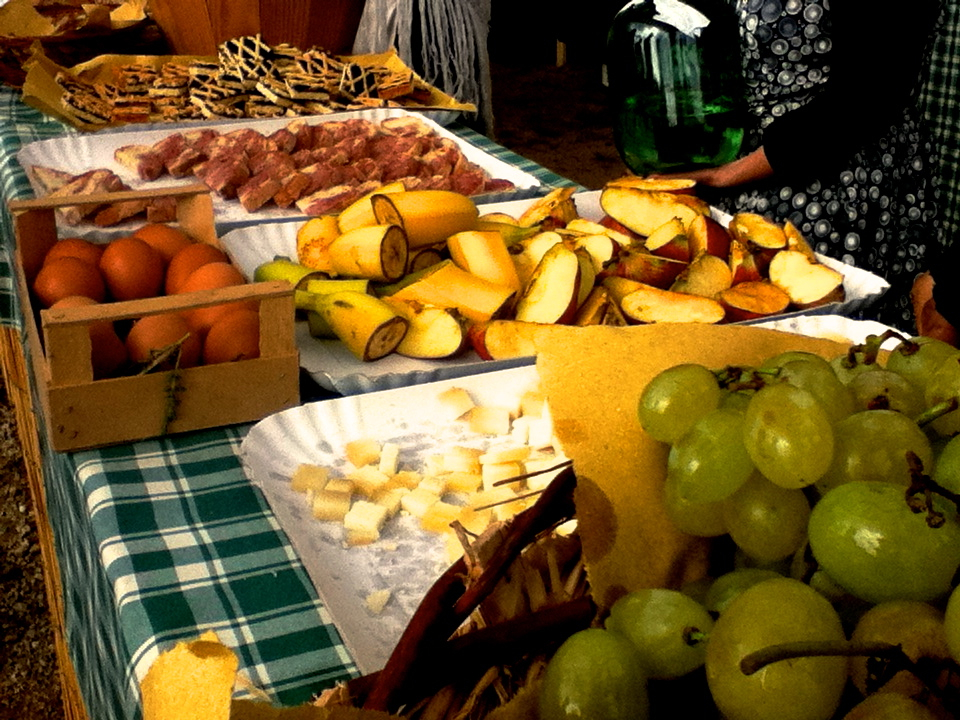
175, 261, 256, 336
164, 243, 229, 295
99, 236, 165, 301
33, 256, 106, 307
203, 308, 260, 364
43, 237, 105, 268
125, 313, 201, 369
48, 295, 127, 379
133, 223, 195, 265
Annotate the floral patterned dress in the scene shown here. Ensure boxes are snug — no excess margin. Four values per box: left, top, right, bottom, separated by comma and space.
706, 0, 943, 330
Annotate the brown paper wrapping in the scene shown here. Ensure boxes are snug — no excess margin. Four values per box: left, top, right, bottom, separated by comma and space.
533, 323, 850, 611
21, 46, 476, 132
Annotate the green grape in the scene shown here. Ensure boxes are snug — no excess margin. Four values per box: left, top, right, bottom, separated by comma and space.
721, 473, 811, 563
662, 473, 727, 536
849, 600, 949, 697
702, 568, 782, 614
759, 350, 832, 373
841, 693, 939, 720
848, 368, 924, 416
830, 350, 881, 385
933, 433, 960, 495
743, 383, 834, 489
815, 409, 933, 495
666, 407, 755, 503
885, 335, 959, 396
807, 481, 960, 603
944, 583, 960, 663
705, 577, 848, 720
774, 358, 857, 424
604, 588, 714, 679
720, 389, 753, 413
538, 628, 649, 720
637, 363, 722, 443
923, 351, 960, 437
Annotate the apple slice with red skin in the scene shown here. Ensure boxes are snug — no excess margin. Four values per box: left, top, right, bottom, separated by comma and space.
513, 242, 581, 324
600, 186, 708, 237
644, 217, 691, 262
687, 214, 732, 259
574, 286, 630, 326
599, 215, 645, 243
783, 220, 818, 261
718, 280, 792, 322
728, 239, 764, 284
467, 319, 555, 360
670, 253, 733, 299
618, 283, 726, 324
606, 247, 688, 289
566, 217, 635, 247
768, 249, 845, 307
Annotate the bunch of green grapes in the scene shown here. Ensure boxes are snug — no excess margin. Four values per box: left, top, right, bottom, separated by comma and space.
538, 332, 960, 720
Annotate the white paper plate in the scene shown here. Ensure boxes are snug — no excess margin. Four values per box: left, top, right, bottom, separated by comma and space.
239, 364, 545, 674
221, 191, 890, 395
16, 108, 542, 240
238, 313, 894, 675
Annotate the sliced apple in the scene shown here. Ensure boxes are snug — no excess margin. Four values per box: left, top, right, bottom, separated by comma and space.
729, 212, 787, 251
599, 214, 644, 243
517, 187, 579, 229
768, 249, 845, 307
618, 283, 726, 324
574, 286, 629, 326
599, 186, 707, 238
570, 233, 618, 273
601, 275, 648, 305
687, 214, 732, 259
566, 217, 634, 247
382, 297, 469, 359
510, 230, 564, 287
607, 247, 688, 289
783, 220, 817, 261
644, 217, 691, 262
718, 280, 792, 322
514, 242, 581, 325
728, 239, 764, 284
468, 319, 546, 360
669, 253, 733, 299
574, 247, 597, 309
604, 175, 698, 194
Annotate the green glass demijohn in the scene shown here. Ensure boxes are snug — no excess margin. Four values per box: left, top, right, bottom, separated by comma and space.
607, 0, 746, 175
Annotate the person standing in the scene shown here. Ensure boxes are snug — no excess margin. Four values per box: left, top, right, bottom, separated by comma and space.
664, 0, 945, 331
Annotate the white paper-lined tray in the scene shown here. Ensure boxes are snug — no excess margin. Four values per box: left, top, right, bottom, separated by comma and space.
239, 364, 545, 674
15, 108, 542, 239
221, 190, 890, 395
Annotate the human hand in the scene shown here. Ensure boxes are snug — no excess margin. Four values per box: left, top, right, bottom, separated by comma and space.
911, 272, 958, 345
651, 147, 774, 189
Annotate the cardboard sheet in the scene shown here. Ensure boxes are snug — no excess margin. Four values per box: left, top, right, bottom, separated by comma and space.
533, 323, 850, 610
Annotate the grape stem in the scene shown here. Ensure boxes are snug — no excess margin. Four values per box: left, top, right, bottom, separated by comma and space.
740, 640, 904, 675
839, 329, 907, 369
915, 397, 960, 428
906, 450, 960, 527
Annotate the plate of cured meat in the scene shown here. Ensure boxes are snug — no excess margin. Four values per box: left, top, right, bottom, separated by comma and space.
16, 108, 542, 238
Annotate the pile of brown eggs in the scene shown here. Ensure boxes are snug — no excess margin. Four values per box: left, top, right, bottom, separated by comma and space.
32, 224, 260, 379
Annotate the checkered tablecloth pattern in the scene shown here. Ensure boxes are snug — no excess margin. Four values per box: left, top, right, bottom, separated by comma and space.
0, 87, 575, 720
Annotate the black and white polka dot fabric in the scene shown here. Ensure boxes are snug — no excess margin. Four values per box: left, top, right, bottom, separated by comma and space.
711, 0, 942, 330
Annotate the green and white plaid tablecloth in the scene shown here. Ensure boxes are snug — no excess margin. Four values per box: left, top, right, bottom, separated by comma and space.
0, 88, 574, 720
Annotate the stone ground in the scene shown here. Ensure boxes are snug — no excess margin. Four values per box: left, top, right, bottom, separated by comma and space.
0, 39, 629, 719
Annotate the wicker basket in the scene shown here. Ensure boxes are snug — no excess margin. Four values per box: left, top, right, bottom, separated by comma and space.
0, 18, 168, 89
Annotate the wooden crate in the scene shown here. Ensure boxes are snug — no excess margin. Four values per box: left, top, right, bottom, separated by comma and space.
147, 0, 367, 55
9, 184, 300, 452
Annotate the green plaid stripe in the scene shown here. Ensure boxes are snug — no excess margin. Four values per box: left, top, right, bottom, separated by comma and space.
919, 0, 960, 241
0, 86, 574, 720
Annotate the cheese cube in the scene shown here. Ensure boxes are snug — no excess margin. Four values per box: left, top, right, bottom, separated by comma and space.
400, 487, 440, 517
437, 386, 476, 421
442, 446, 484, 474
466, 406, 513, 436
311, 489, 352, 522
417, 474, 448, 496
420, 501, 463, 534
345, 438, 381, 469
324, 477, 354, 494
343, 500, 390, 545
348, 465, 392, 498
378, 442, 400, 476
482, 460, 526, 492
444, 471, 483, 494
290, 463, 330, 493
390, 469, 422, 490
